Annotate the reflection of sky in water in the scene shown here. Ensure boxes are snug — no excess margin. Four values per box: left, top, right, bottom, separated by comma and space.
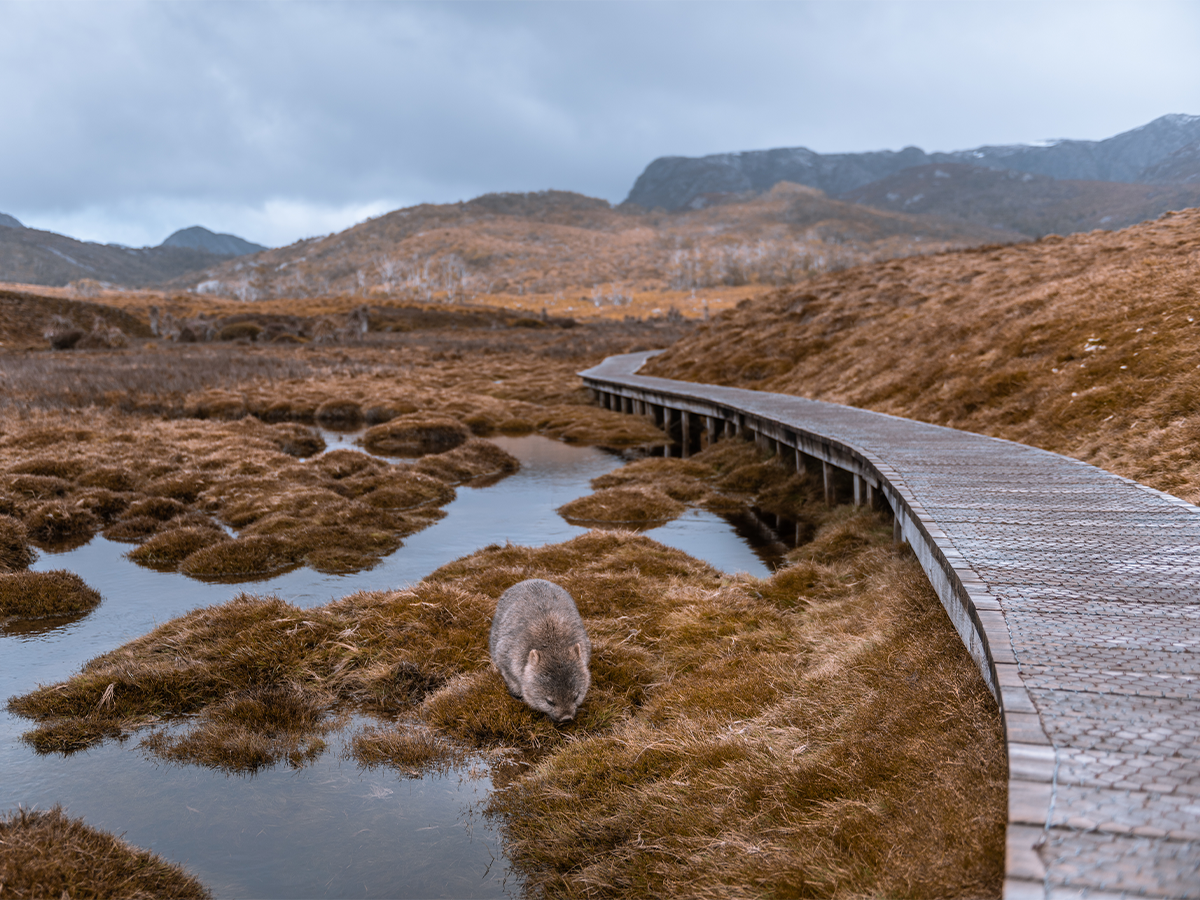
3, 435, 778, 898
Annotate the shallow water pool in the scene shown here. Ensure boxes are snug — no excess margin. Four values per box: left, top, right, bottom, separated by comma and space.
2, 435, 787, 898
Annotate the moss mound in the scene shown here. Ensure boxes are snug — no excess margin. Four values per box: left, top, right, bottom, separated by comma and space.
0, 806, 210, 900
0, 570, 101, 619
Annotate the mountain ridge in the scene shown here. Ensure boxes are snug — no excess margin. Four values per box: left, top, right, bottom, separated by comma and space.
626, 114, 1200, 211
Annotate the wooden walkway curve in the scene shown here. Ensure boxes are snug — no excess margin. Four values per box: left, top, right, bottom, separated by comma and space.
581, 351, 1200, 900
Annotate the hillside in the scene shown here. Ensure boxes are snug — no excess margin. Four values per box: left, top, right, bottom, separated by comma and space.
162, 186, 1020, 316
840, 163, 1200, 238
0, 225, 240, 288
642, 207, 1200, 503
161, 226, 267, 256
627, 113, 1200, 211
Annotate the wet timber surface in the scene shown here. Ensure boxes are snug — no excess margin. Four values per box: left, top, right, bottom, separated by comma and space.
581, 351, 1200, 900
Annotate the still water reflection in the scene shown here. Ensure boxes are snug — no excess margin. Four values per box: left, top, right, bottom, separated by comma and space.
2, 436, 782, 898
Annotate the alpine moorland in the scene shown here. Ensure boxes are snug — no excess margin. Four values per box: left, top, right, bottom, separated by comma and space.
643, 207, 1200, 503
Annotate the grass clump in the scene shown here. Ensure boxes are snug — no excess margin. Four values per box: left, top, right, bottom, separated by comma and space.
348, 724, 463, 776
0, 515, 35, 572
7, 519, 1005, 896
558, 485, 686, 527
127, 526, 230, 568
566, 437, 825, 531
0, 570, 101, 620
179, 534, 303, 579
361, 415, 471, 456
0, 805, 211, 900
141, 683, 337, 773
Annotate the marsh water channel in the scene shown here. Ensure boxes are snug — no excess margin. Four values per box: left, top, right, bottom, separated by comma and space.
2, 434, 787, 898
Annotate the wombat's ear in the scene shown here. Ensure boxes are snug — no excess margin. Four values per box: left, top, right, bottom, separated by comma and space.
570, 642, 583, 660
527, 648, 540, 666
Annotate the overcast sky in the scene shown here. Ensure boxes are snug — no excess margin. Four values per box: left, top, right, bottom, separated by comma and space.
3, 0, 1198, 248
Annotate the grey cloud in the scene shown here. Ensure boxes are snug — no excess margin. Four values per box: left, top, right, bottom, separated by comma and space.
1, 0, 1197, 246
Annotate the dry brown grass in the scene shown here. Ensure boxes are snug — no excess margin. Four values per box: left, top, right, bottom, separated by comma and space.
576, 438, 826, 530
0, 805, 210, 899
141, 683, 339, 773
558, 485, 686, 527
0, 514, 35, 572
0, 411, 529, 578
645, 207, 1200, 502
8, 512, 1004, 898
0, 570, 101, 620
361, 415, 471, 456
348, 723, 463, 777
145, 187, 1017, 323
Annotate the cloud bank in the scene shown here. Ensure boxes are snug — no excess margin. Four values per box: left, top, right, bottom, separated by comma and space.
2, 0, 1197, 247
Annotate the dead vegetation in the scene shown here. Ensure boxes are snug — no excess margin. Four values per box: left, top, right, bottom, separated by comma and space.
644, 207, 1200, 502
0, 570, 101, 620
8, 508, 1004, 898
0, 805, 210, 900
147, 186, 1019, 320
0, 412, 497, 578
0, 292, 1013, 896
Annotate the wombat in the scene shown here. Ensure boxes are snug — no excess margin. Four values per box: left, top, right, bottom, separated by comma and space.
489, 578, 591, 723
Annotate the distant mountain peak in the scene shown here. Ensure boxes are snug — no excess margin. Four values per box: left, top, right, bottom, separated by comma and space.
626, 114, 1200, 211
0, 212, 25, 229
160, 226, 266, 257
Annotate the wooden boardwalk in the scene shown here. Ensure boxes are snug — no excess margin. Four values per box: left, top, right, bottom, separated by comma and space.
581, 351, 1200, 900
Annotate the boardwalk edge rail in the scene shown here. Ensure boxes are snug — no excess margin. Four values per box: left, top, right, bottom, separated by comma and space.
580, 351, 1059, 899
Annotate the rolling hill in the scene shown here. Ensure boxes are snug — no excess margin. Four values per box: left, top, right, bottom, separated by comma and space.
626, 113, 1200, 211
0, 220, 267, 288
161, 185, 1021, 307
838, 163, 1200, 238
641, 207, 1200, 503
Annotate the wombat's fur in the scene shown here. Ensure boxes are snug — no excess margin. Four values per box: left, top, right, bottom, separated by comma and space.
489, 578, 591, 723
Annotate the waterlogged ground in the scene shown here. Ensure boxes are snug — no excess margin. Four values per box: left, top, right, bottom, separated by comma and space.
1, 435, 783, 899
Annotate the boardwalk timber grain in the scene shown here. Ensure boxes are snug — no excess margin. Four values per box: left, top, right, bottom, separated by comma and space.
581, 350, 1200, 900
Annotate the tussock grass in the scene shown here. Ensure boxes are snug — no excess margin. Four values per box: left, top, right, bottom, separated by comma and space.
126, 526, 229, 568
0, 570, 101, 620
361, 415, 471, 456
575, 438, 825, 529
558, 486, 686, 526
7, 513, 1004, 896
0, 805, 210, 899
349, 723, 463, 776
0, 410, 519, 579
141, 683, 338, 773
645, 208, 1200, 502
0, 515, 35, 572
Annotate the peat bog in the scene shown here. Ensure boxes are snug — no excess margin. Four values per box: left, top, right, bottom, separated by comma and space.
1, 301, 1006, 898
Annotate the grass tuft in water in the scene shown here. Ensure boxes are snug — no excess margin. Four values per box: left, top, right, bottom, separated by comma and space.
0, 806, 211, 899
0, 570, 101, 620
0, 515, 35, 572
